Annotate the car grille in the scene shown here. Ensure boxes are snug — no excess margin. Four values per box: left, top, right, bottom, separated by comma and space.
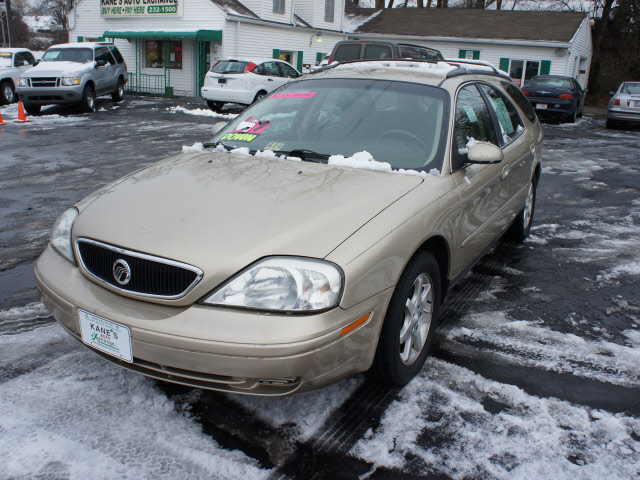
29, 77, 60, 88
76, 239, 203, 299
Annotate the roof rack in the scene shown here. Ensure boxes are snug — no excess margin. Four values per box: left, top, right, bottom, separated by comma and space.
312, 58, 512, 82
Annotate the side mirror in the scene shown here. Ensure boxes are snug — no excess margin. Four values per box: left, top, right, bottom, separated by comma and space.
211, 122, 226, 136
33, 60, 39, 66
583, 88, 588, 93
467, 142, 504, 164
95, 60, 106, 68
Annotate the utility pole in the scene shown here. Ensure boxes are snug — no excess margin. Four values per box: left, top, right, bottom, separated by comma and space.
4, 0, 12, 47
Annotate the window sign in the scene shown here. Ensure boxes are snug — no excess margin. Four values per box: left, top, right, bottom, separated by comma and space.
101, 0, 181, 17
146, 40, 182, 69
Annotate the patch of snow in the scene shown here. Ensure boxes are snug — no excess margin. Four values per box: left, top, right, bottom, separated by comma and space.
597, 261, 640, 284
343, 11, 382, 33
168, 106, 238, 120
328, 150, 436, 178
334, 60, 457, 76
182, 142, 205, 153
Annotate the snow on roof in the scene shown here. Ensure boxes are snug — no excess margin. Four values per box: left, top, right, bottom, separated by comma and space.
22, 15, 59, 32
334, 60, 459, 77
343, 10, 382, 34
209, 0, 259, 19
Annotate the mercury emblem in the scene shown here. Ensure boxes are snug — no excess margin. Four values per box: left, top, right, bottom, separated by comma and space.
113, 259, 131, 286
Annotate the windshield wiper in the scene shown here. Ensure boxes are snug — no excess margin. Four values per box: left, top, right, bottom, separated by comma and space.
203, 141, 231, 150
277, 149, 330, 163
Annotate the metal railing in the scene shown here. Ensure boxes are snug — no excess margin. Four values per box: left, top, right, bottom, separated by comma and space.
126, 72, 167, 95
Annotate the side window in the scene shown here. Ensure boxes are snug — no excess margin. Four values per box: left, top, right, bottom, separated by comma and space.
262, 62, 280, 77
399, 46, 419, 59
363, 44, 393, 60
253, 63, 265, 76
24, 52, 36, 64
501, 82, 537, 123
453, 84, 498, 170
273, 0, 285, 13
109, 46, 124, 64
14, 53, 25, 66
333, 44, 361, 62
96, 47, 116, 65
479, 84, 523, 144
278, 62, 299, 78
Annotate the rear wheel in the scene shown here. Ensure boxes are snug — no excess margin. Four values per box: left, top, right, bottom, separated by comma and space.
605, 118, 617, 129
566, 107, 577, 123
370, 252, 441, 386
80, 85, 95, 112
252, 91, 267, 104
23, 104, 41, 115
111, 78, 125, 102
207, 100, 225, 112
509, 176, 537, 242
0, 81, 15, 104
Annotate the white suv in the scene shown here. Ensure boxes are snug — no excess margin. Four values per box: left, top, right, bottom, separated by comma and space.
0, 48, 37, 104
201, 58, 301, 111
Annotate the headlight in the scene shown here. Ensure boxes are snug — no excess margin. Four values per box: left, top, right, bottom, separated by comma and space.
17, 78, 28, 87
203, 257, 343, 312
62, 77, 81, 86
50, 208, 78, 264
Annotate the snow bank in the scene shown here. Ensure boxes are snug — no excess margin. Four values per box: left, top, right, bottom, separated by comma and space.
168, 106, 238, 120
182, 142, 205, 153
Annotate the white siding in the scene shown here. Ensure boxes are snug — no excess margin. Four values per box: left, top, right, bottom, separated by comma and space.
312, 0, 344, 32
223, 21, 345, 69
241, 0, 293, 25
567, 17, 592, 88
294, 0, 314, 27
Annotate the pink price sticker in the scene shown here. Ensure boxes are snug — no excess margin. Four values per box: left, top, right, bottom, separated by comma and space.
271, 92, 317, 99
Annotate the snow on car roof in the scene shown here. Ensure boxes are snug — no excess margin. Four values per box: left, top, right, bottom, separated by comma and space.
0, 48, 32, 54
46, 43, 104, 49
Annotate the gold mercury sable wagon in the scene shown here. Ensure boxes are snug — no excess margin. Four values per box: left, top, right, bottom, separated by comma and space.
36, 59, 543, 395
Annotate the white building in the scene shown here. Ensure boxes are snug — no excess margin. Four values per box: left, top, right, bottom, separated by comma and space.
69, 0, 349, 96
345, 7, 593, 89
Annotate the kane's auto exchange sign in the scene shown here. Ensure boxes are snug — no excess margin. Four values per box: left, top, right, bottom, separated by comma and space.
100, 0, 180, 16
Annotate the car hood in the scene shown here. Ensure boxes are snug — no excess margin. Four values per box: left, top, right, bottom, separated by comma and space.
72, 151, 423, 303
23, 61, 90, 77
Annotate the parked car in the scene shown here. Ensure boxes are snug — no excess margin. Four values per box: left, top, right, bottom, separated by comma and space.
521, 75, 586, 123
328, 40, 443, 64
16, 42, 127, 114
606, 81, 640, 129
0, 48, 37, 104
201, 58, 301, 112
35, 59, 542, 395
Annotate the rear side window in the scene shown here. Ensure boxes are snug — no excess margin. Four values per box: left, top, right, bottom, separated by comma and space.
333, 44, 361, 62
109, 46, 124, 64
96, 47, 117, 66
211, 61, 249, 74
24, 51, 36, 64
363, 44, 393, 60
501, 81, 537, 123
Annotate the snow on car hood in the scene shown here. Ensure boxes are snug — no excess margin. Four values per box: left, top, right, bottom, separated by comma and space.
23, 61, 90, 77
72, 151, 423, 300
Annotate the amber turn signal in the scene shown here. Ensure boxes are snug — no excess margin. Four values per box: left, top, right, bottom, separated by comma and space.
341, 312, 372, 336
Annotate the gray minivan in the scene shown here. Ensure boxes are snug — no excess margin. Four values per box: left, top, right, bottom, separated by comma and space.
329, 40, 443, 64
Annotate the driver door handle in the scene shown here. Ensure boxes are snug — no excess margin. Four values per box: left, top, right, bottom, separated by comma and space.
501, 164, 510, 180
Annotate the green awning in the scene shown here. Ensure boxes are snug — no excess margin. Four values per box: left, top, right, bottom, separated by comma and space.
103, 30, 222, 42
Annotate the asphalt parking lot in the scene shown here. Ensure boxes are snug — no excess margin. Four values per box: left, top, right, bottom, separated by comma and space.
0, 96, 639, 479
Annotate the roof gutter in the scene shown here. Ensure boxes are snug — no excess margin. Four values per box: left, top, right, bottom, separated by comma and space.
348, 33, 572, 49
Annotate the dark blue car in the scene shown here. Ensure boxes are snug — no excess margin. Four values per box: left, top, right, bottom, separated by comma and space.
521, 75, 587, 123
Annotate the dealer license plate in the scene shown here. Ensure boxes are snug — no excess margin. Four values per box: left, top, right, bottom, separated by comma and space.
218, 78, 227, 84
79, 310, 133, 363
633, 101, 640, 108
536, 104, 548, 110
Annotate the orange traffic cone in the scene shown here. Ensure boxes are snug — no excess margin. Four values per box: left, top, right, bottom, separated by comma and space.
15, 101, 30, 123
0, 109, 5, 125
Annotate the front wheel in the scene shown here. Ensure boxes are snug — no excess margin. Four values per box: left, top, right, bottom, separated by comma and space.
370, 252, 441, 386
0, 81, 15, 104
509, 176, 537, 242
252, 91, 267, 104
207, 100, 224, 112
111, 78, 125, 102
80, 85, 95, 112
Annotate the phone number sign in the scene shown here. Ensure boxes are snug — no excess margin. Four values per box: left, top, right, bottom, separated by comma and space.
101, 0, 179, 16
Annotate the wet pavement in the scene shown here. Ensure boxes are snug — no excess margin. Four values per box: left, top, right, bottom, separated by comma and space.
0, 98, 639, 479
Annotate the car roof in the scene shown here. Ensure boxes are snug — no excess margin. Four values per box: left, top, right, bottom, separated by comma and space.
312, 59, 510, 87
47, 43, 111, 49
0, 48, 32, 54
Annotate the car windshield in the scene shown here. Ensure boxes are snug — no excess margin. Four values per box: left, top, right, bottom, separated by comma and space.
0, 53, 12, 67
211, 78, 448, 172
211, 61, 250, 74
528, 77, 571, 89
622, 83, 640, 94
41, 48, 94, 64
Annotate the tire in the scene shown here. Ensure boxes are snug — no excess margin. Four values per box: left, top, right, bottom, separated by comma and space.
509, 176, 537, 242
111, 78, 125, 102
370, 252, 441, 386
577, 106, 583, 118
566, 107, 577, 124
207, 100, 224, 112
605, 119, 616, 130
80, 85, 96, 112
252, 91, 267, 104
0, 80, 15, 104
24, 104, 41, 115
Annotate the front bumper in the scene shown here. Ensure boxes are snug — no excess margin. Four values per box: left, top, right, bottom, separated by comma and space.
16, 84, 84, 105
607, 108, 640, 124
35, 244, 393, 395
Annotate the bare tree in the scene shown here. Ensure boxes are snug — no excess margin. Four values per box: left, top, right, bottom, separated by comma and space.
589, 0, 617, 92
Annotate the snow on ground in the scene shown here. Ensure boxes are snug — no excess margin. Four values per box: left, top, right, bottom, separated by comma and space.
352, 357, 640, 480
0, 323, 271, 480
0, 103, 89, 127
168, 106, 238, 120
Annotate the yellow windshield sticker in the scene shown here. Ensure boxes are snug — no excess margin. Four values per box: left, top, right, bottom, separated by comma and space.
221, 132, 258, 142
